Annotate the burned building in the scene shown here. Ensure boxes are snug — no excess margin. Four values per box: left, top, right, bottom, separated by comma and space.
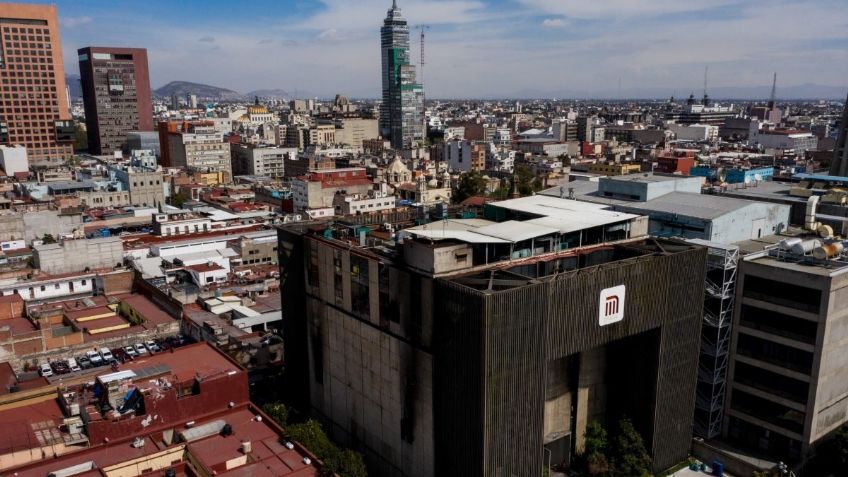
279, 195, 708, 476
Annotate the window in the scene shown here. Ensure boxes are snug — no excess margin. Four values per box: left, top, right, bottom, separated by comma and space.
350, 254, 370, 318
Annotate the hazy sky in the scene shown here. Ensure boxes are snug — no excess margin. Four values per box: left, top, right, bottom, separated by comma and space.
42, 0, 848, 98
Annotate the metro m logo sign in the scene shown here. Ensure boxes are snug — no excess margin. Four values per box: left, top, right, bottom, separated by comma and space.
599, 285, 625, 326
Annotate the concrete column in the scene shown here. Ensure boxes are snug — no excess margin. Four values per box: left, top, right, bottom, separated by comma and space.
574, 347, 607, 454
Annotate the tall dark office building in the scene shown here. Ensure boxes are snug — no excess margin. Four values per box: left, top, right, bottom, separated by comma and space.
379, 1, 424, 150
78, 47, 153, 155
829, 93, 848, 176
0, 3, 74, 167
279, 195, 707, 477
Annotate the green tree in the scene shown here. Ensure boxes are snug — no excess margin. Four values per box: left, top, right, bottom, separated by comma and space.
41, 234, 57, 244
325, 449, 368, 477
453, 172, 488, 203
73, 123, 88, 153
170, 191, 189, 208
514, 165, 543, 196
584, 421, 610, 476
609, 418, 652, 477
262, 402, 289, 426
286, 419, 337, 460
285, 419, 368, 477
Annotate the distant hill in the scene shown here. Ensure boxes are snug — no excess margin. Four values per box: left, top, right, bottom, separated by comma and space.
66, 74, 82, 100
154, 81, 242, 100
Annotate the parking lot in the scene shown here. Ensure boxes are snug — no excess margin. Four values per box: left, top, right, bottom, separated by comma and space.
37, 335, 191, 381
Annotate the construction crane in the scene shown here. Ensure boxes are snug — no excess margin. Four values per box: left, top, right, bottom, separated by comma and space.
415, 25, 430, 86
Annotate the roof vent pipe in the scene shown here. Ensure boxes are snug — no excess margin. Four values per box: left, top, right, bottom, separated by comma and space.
805, 195, 820, 231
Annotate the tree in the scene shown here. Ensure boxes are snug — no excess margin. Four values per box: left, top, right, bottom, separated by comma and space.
286, 419, 337, 460
325, 449, 368, 477
41, 234, 56, 244
262, 402, 289, 426
514, 165, 543, 196
73, 123, 88, 153
285, 419, 368, 477
584, 421, 610, 476
170, 191, 189, 208
453, 172, 488, 203
609, 418, 652, 477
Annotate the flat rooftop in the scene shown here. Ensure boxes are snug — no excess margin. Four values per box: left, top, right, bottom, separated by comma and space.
404, 195, 639, 244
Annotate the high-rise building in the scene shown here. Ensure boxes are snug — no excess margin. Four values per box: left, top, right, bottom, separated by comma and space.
0, 3, 74, 167
279, 195, 707, 476
78, 47, 153, 155
379, 1, 424, 150
829, 93, 848, 176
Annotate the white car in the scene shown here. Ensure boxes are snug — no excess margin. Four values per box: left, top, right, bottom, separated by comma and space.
86, 350, 103, 366
100, 348, 114, 363
67, 358, 81, 372
39, 363, 53, 377
124, 346, 138, 357
134, 343, 148, 355
145, 340, 161, 353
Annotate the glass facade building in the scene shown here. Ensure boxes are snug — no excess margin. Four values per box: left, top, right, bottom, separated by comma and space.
379, 1, 424, 150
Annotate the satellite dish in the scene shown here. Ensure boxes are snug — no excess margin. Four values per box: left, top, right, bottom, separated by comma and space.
744, 176, 752, 184
754, 174, 762, 182
716, 168, 727, 183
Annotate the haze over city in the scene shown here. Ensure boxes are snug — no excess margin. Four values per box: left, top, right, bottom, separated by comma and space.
42, 0, 848, 98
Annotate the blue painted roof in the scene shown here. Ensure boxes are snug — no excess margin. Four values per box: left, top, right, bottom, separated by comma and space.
793, 173, 848, 182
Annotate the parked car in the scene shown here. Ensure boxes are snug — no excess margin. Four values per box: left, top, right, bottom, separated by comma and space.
51, 361, 70, 374
77, 356, 92, 369
145, 340, 161, 353
133, 343, 148, 355
100, 347, 114, 363
39, 363, 53, 377
67, 357, 81, 372
86, 350, 103, 366
123, 346, 137, 357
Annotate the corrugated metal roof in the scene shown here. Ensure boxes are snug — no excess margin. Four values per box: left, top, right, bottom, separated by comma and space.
475, 220, 559, 242
618, 192, 758, 220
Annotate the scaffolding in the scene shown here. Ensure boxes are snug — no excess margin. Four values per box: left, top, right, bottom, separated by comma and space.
689, 239, 738, 439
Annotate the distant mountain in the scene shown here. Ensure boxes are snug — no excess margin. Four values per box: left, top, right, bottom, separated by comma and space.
66, 74, 82, 100
154, 81, 242, 100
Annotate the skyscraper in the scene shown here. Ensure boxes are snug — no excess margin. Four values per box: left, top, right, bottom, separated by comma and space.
0, 3, 74, 167
379, 1, 424, 150
78, 47, 153, 155
830, 93, 848, 176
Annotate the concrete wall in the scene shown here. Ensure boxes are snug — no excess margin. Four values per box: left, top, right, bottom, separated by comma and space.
34, 237, 124, 274
709, 201, 790, 244
0, 213, 25, 242
22, 210, 82, 243
811, 272, 848, 440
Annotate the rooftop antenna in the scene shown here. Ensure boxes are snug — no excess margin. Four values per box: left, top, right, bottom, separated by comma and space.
768, 72, 777, 109
703, 66, 708, 97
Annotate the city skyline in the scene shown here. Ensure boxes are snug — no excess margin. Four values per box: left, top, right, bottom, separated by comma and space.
34, 0, 848, 99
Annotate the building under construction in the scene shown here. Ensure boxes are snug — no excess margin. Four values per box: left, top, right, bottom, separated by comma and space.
279, 195, 708, 477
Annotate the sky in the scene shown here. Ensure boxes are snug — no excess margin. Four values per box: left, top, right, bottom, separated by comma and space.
41, 0, 848, 98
